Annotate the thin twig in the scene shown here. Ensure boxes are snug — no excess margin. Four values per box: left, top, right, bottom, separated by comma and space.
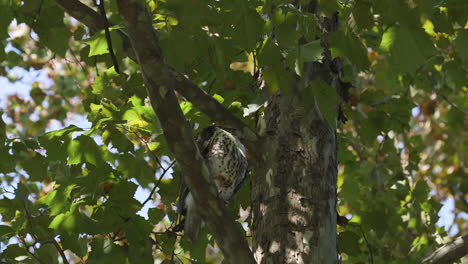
20, 237, 45, 264
68, 47, 89, 75
119, 124, 164, 168
97, 0, 120, 73
22, 200, 69, 264
36, 239, 70, 264
22, 202, 40, 242
350, 142, 365, 161
30, 0, 45, 34
439, 93, 468, 114
206, 77, 217, 94
142, 159, 176, 206
358, 224, 374, 264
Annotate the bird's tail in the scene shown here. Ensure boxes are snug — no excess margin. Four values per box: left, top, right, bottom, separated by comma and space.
184, 193, 202, 242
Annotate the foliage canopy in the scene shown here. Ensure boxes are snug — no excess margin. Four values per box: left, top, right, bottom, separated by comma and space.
0, 0, 466, 263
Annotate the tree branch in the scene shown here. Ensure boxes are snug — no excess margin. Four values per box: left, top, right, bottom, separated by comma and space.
142, 159, 176, 207
421, 234, 468, 264
96, 0, 120, 73
113, 1, 255, 263
54, 0, 105, 32
54, 0, 259, 154
36, 239, 69, 264
54, 0, 137, 61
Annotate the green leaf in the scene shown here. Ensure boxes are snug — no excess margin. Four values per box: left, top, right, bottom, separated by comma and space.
88, 103, 114, 123
296, 40, 324, 75
299, 40, 323, 62
36, 243, 59, 264
29, 215, 55, 241
85, 27, 123, 57
123, 105, 159, 132
34, 2, 71, 56
102, 128, 134, 153
0, 147, 15, 173
0, 6, 13, 40
263, 64, 293, 94
60, 232, 88, 258
86, 32, 109, 57
330, 30, 369, 71
232, 8, 263, 51
412, 180, 430, 203
454, 29, 468, 64
275, 12, 301, 48
148, 207, 165, 224
159, 26, 201, 71
116, 153, 154, 185
2, 244, 29, 260
124, 216, 153, 263
212, 94, 224, 104
40, 125, 83, 140
352, 0, 373, 29
22, 154, 47, 181
0, 225, 14, 238
380, 25, 437, 74
38, 184, 76, 215
318, 0, 341, 16
445, 0, 468, 26
0, 112, 5, 145
39, 26, 72, 57
105, 180, 141, 217
49, 209, 100, 234
445, 60, 468, 88
180, 229, 209, 262
158, 169, 180, 209
257, 38, 282, 67
339, 230, 361, 256
148, 142, 160, 151
67, 135, 102, 165
30, 85, 47, 105
159, 232, 177, 256
88, 237, 128, 264
0, 198, 21, 222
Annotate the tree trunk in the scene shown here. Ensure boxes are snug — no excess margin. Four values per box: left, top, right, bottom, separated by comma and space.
252, 93, 339, 264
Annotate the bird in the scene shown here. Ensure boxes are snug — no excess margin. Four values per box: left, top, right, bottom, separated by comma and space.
177, 126, 248, 241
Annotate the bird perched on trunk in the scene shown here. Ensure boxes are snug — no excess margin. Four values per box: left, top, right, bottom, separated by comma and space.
177, 126, 248, 241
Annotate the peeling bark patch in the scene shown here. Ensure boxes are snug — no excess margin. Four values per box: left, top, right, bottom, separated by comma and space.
266, 168, 280, 197
269, 241, 281, 253
266, 168, 273, 187
260, 203, 268, 217
159, 85, 168, 98
302, 230, 313, 253
255, 246, 264, 263
258, 116, 267, 136
287, 190, 308, 226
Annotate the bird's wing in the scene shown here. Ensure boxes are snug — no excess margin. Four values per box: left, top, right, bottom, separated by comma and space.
177, 126, 218, 215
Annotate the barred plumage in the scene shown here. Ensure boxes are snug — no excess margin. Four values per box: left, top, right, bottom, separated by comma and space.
178, 126, 248, 241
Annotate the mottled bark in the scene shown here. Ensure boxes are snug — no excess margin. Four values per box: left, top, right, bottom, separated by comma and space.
55, 1, 340, 263
252, 93, 338, 264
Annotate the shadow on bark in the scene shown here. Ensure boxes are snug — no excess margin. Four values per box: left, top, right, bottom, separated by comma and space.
252, 93, 339, 264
